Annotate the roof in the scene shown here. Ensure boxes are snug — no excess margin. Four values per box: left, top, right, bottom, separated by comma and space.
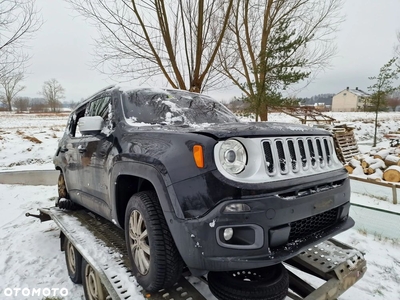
335, 88, 370, 97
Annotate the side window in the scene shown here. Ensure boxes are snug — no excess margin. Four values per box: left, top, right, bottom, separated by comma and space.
86, 96, 111, 120
83, 95, 113, 136
70, 108, 87, 138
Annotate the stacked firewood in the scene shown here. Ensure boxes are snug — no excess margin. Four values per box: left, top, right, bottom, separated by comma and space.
345, 148, 400, 182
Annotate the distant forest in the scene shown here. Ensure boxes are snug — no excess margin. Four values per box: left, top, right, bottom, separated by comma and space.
226, 93, 335, 112
299, 93, 335, 106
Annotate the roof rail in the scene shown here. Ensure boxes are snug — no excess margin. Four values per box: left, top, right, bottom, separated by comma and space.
85, 84, 116, 101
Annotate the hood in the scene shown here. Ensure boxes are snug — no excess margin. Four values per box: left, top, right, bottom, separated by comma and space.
124, 121, 331, 139
189, 122, 331, 139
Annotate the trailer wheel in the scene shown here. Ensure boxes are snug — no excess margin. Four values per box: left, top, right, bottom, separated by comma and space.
208, 264, 289, 300
82, 259, 109, 300
58, 172, 69, 199
124, 191, 183, 292
64, 238, 82, 284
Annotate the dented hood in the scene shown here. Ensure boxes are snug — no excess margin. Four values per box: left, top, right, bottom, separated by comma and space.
189, 122, 331, 139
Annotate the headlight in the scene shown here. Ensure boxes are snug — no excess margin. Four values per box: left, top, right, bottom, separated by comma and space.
219, 139, 247, 174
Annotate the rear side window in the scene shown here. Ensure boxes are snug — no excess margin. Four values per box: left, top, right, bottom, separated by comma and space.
86, 96, 111, 120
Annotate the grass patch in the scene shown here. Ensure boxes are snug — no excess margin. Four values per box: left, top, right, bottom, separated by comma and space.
23, 136, 42, 144
357, 228, 368, 236
362, 192, 389, 202
16, 130, 24, 135
42, 297, 63, 300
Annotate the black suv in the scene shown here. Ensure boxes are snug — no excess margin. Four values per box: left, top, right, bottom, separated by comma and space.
54, 85, 353, 293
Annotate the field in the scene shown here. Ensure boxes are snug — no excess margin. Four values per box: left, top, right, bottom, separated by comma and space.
0, 111, 400, 299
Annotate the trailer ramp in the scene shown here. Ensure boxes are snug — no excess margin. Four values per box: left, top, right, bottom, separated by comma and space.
37, 207, 206, 300
35, 207, 366, 300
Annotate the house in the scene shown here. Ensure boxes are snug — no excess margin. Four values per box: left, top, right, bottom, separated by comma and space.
331, 87, 370, 112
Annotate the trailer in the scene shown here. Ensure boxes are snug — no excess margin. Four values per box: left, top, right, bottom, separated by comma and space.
27, 207, 367, 300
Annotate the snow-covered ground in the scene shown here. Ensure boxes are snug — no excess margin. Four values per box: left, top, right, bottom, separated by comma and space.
1, 111, 400, 299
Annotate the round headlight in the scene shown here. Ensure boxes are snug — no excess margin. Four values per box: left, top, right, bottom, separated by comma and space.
219, 139, 247, 174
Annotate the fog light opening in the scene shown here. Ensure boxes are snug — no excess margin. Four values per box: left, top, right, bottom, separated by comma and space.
224, 203, 251, 213
223, 228, 234, 241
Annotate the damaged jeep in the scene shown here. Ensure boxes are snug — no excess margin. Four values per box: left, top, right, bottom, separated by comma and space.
54, 85, 353, 297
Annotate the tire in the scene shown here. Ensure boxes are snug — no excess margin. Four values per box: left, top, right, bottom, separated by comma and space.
124, 191, 183, 292
64, 238, 83, 284
82, 259, 109, 300
58, 172, 69, 200
208, 264, 289, 300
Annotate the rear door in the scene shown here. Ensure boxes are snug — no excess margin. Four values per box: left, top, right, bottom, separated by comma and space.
77, 94, 114, 219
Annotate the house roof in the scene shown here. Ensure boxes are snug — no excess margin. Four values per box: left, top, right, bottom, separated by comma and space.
334, 88, 370, 97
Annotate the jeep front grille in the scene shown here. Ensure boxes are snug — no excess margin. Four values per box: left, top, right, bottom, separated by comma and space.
288, 207, 340, 242
262, 136, 335, 176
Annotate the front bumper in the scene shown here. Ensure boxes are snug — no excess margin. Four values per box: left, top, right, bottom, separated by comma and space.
167, 175, 353, 275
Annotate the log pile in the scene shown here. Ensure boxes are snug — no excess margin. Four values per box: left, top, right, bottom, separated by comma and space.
345, 147, 400, 183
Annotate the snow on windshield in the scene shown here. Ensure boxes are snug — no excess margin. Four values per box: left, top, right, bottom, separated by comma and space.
122, 88, 239, 126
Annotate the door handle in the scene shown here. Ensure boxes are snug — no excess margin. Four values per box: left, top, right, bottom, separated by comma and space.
78, 145, 86, 153
60, 147, 68, 153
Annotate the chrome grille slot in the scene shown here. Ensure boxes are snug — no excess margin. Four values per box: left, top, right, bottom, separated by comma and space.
262, 136, 337, 177
324, 139, 331, 165
307, 139, 316, 167
316, 138, 324, 167
276, 141, 286, 173
262, 141, 274, 173
288, 140, 298, 171
298, 139, 307, 169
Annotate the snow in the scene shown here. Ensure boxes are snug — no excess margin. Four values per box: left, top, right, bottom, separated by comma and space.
1, 111, 400, 299
386, 165, 400, 172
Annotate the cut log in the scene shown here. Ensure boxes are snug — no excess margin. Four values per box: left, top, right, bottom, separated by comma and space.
344, 165, 354, 174
368, 159, 386, 170
383, 166, 400, 182
360, 160, 369, 168
364, 157, 378, 165
373, 149, 390, 160
349, 158, 361, 168
367, 169, 383, 182
384, 155, 400, 167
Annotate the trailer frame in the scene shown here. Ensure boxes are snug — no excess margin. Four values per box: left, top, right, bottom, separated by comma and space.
29, 207, 367, 300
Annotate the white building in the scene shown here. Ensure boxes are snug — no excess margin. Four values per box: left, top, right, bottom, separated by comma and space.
331, 87, 370, 112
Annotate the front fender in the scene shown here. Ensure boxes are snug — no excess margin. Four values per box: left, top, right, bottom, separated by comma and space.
110, 161, 185, 225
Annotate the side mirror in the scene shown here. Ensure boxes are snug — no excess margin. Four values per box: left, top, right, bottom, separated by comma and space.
78, 116, 104, 135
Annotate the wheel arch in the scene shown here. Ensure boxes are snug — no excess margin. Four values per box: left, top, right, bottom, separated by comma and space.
110, 161, 184, 229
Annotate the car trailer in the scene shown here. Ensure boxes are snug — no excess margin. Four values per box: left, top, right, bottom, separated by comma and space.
27, 207, 367, 300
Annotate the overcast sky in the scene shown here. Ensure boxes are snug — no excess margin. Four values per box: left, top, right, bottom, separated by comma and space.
20, 0, 400, 102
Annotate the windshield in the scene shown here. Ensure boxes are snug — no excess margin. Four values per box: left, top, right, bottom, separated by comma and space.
122, 88, 239, 125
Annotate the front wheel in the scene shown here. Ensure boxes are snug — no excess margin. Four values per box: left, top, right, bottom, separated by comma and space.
124, 191, 183, 292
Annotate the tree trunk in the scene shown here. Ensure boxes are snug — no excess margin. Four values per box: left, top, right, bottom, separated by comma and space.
373, 96, 380, 147
259, 104, 269, 121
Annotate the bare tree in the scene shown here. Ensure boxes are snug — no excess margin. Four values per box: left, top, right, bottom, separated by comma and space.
0, 0, 42, 80
14, 96, 30, 112
367, 58, 400, 147
218, 0, 344, 121
0, 72, 25, 111
41, 79, 65, 112
65, 0, 233, 92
